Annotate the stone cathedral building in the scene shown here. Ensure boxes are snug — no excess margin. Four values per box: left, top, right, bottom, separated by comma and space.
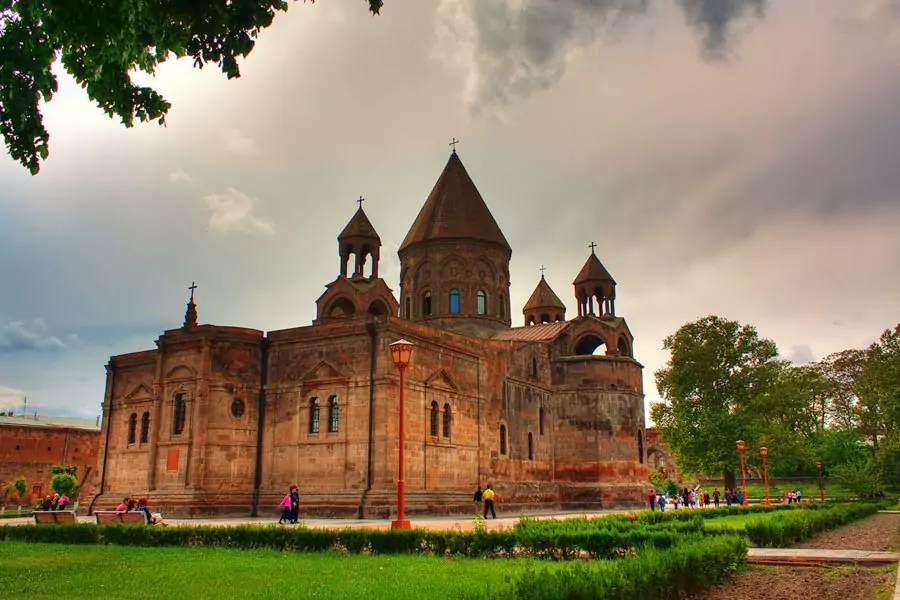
91, 151, 649, 517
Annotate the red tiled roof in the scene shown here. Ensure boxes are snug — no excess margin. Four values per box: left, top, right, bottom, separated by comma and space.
492, 321, 570, 341
399, 152, 511, 253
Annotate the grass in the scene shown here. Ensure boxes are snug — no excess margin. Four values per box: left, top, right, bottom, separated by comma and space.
0, 541, 563, 600
702, 512, 781, 534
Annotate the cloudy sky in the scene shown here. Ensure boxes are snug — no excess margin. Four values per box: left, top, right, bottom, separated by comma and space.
2, 0, 899, 420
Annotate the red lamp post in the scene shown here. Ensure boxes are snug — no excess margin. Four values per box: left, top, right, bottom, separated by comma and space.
736, 439, 748, 506
390, 339, 413, 530
816, 460, 825, 502
760, 447, 770, 507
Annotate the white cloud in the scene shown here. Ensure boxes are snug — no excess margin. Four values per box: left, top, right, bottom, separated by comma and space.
168, 169, 195, 184
223, 129, 260, 157
203, 188, 274, 234
0, 385, 25, 412
0, 319, 71, 353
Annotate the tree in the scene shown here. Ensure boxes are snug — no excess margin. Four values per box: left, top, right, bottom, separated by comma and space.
50, 472, 77, 497
651, 316, 783, 487
1, 0, 385, 174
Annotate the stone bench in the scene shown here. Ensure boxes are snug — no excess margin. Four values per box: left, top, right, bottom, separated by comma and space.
94, 511, 150, 525
33, 510, 77, 524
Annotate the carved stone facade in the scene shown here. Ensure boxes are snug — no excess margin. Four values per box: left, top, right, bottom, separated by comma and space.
92, 151, 649, 517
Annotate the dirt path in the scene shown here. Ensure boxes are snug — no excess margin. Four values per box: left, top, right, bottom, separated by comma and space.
688, 513, 900, 600
797, 512, 900, 552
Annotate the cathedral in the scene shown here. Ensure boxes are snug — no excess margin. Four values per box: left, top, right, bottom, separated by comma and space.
90, 151, 649, 517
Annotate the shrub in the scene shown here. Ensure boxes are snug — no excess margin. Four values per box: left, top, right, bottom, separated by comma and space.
744, 502, 878, 547
50, 473, 77, 498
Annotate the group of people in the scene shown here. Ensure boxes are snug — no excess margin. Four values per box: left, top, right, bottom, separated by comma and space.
648, 486, 804, 511
39, 493, 71, 511
114, 496, 167, 525
278, 485, 301, 524
473, 483, 498, 519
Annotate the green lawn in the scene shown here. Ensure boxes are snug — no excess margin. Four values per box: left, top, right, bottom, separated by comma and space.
0, 542, 562, 600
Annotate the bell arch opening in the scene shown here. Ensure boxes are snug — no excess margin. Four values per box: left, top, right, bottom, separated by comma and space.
575, 334, 607, 356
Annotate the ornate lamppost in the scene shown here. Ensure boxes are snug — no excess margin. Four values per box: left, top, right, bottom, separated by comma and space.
390, 339, 413, 530
816, 460, 825, 502
736, 439, 748, 506
760, 447, 770, 507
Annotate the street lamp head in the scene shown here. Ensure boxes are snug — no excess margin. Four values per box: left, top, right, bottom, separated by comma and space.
759, 446, 768, 458
816, 461, 822, 469
390, 339, 414, 369
736, 439, 745, 452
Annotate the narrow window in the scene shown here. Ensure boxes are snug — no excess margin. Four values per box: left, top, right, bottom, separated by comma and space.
422, 291, 432, 316
476, 290, 486, 315
442, 403, 452, 438
405, 296, 411, 319
173, 393, 186, 435
309, 397, 320, 434
637, 429, 645, 464
528, 432, 534, 460
499, 295, 505, 319
430, 401, 439, 437
127, 413, 137, 444
500, 424, 507, 456
140, 412, 150, 444
532, 357, 538, 379
539, 407, 545, 436
328, 396, 340, 433
449, 288, 460, 314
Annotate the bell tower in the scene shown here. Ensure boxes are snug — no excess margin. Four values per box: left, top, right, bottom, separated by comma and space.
573, 243, 616, 318
523, 268, 566, 325
339, 197, 381, 279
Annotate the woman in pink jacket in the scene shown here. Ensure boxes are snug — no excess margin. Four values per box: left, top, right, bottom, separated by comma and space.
277, 493, 292, 525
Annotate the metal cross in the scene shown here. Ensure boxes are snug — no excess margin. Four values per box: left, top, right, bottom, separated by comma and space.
357, 196, 365, 209
588, 242, 597, 254
539, 265, 546, 277
449, 137, 459, 152
188, 281, 198, 300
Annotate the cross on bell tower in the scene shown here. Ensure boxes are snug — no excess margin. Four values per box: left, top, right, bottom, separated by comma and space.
183, 281, 199, 329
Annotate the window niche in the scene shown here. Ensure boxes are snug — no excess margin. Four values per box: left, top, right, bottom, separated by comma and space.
172, 393, 186, 436
442, 403, 452, 438
328, 396, 340, 433
449, 288, 460, 314
127, 413, 137, 445
309, 397, 320, 434
430, 401, 439, 437
140, 412, 150, 444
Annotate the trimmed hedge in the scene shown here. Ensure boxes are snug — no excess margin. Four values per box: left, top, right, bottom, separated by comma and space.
0, 523, 686, 560
470, 535, 748, 600
744, 502, 878, 547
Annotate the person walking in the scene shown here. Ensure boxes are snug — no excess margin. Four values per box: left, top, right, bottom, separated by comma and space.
713, 488, 720, 508
289, 485, 300, 524
277, 492, 292, 525
482, 484, 497, 519
473, 485, 483, 512
648, 488, 656, 511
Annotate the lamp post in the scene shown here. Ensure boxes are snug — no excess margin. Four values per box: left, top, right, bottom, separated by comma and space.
760, 447, 770, 507
736, 440, 748, 506
390, 339, 413, 530
816, 460, 825, 502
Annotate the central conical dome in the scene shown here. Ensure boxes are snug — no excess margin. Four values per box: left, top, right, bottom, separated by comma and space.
400, 152, 511, 253
398, 152, 512, 338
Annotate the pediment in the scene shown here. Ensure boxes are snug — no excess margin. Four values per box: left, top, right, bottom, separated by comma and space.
165, 365, 196, 380
425, 369, 458, 391
125, 383, 154, 400
298, 360, 347, 383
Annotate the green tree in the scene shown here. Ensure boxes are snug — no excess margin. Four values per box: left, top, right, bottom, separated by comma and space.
50, 472, 77, 497
651, 316, 783, 487
0, 0, 385, 174
830, 458, 882, 499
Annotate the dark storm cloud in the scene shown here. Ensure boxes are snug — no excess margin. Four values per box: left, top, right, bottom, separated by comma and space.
677, 0, 766, 60
444, 0, 766, 109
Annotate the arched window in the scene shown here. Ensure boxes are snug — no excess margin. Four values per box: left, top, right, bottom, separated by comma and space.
127, 413, 137, 444
539, 407, 545, 436
528, 432, 534, 460
422, 291, 432, 316
618, 335, 630, 357
328, 396, 340, 433
476, 290, 486, 315
309, 397, 320, 434
500, 424, 507, 455
532, 357, 538, 379
449, 288, 460, 314
637, 429, 644, 464
140, 412, 150, 444
430, 401, 439, 437
499, 295, 505, 319
405, 296, 411, 319
442, 403, 452, 438
173, 393, 186, 435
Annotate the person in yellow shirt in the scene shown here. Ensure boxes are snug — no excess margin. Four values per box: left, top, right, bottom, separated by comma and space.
482, 484, 497, 519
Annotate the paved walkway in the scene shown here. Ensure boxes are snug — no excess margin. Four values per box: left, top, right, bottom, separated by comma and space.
747, 547, 900, 566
